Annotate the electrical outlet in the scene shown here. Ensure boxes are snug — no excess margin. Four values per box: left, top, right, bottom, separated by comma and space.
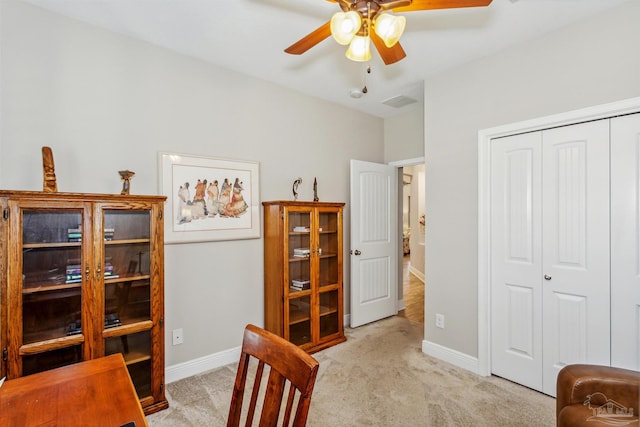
435, 313, 445, 329
172, 328, 184, 345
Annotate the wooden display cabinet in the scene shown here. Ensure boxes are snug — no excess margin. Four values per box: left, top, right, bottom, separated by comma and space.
0, 191, 168, 415
263, 201, 346, 353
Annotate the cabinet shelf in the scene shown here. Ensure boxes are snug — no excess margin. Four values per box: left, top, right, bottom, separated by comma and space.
289, 314, 311, 325
288, 253, 337, 263
105, 238, 151, 246
23, 242, 82, 249
105, 274, 151, 284
21, 238, 150, 249
288, 257, 310, 263
318, 252, 337, 259
23, 282, 81, 295
288, 288, 312, 297
123, 351, 152, 366
320, 305, 338, 317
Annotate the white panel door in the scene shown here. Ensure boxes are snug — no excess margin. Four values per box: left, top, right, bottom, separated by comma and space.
611, 112, 640, 370
490, 132, 543, 390
491, 119, 610, 396
350, 159, 397, 328
541, 120, 610, 395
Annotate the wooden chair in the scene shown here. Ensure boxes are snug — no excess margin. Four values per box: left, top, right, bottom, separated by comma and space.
227, 324, 320, 427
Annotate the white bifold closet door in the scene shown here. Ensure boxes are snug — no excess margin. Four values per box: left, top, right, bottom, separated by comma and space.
611, 113, 640, 371
491, 119, 610, 396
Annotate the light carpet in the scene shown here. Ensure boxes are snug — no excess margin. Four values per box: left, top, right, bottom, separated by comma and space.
147, 316, 555, 426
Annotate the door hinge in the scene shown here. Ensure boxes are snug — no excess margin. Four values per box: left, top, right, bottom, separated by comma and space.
160, 383, 164, 393
159, 210, 163, 220
2, 208, 7, 221
2, 348, 7, 361
159, 316, 164, 327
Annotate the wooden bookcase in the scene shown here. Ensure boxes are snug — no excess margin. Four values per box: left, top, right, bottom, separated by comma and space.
263, 201, 346, 353
0, 190, 168, 415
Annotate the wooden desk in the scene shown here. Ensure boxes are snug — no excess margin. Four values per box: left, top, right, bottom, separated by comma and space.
0, 353, 148, 426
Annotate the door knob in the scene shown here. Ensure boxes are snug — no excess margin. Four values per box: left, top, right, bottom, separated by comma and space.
544, 274, 552, 280
354, 250, 361, 256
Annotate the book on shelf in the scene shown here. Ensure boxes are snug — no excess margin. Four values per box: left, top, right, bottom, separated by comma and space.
67, 226, 82, 242
65, 261, 117, 283
290, 279, 311, 291
293, 248, 310, 258
292, 226, 323, 232
104, 228, 115, 241
68, 227, 114, 241
104, 313, 121, 328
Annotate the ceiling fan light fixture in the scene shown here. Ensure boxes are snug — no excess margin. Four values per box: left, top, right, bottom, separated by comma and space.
374, 13, 406, 48
330, 11, 362, 45
345, 35, 371, 62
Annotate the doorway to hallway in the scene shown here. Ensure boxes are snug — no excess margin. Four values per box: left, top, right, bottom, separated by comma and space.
396, 162, 425, 325
399, 255, 424, 324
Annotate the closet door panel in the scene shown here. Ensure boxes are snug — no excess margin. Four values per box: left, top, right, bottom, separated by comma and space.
611, 112, 640, 370
541, 120, 610, 395
490, 131, 543, 390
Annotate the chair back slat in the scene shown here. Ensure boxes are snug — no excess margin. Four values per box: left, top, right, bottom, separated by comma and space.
282, 382, 297, 426
227, 325, 319, 427
228, 353, 251, 426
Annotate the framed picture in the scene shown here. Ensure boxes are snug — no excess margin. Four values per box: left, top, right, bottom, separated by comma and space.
158, 152, 260, 244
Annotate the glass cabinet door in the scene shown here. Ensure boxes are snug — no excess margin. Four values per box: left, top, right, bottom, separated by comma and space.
286, 209, 313, 346
20, 207, 86, 376
317, 209, 341, 341
101, 208, 153, 399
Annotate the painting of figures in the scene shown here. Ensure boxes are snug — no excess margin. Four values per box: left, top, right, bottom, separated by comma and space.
159, 153, 260, 243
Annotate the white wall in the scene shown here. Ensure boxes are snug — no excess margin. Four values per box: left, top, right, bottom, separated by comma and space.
424, 0, 640, 360
0, 0, 384, 367
384, 106, 424, 164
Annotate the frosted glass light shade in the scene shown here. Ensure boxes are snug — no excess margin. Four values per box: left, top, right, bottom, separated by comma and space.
331, 11, 362, 45
374, 13, 406, 48
345, 35, 371, 62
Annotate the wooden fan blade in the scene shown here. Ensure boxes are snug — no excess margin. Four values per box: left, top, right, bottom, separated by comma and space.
370, 32, 406, 65
285, 22, 332, 55
392, 0, 492, 13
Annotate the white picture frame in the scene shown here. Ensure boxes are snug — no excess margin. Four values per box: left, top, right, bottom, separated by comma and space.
158, 152, 260, 244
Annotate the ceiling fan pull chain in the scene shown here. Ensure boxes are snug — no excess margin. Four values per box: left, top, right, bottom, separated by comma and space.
362, 63, 370, 94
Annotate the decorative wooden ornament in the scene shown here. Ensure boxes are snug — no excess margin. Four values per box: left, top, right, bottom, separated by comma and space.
42, 146, 58, 192
119, 170, 135, 195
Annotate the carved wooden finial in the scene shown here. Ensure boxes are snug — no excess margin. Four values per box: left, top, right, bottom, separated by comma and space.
42, 146, 58, 192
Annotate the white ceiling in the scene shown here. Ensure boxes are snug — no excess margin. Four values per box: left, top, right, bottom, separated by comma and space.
21, 0, 630, 118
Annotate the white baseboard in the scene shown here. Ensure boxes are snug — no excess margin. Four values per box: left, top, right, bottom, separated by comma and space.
398, 298, 406, 311
409, 266, 425, 283
422, 339, 482, 375
165, 346, 241, 384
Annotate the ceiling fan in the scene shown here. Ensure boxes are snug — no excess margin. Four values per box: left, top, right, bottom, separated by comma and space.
285, 0, 493, 65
